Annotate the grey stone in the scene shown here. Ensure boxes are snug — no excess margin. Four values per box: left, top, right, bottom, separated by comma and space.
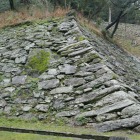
75, 110, 96, 119
121, 104, 140, 118
133, 125, 140, 133
68, 47, 92, 57
65, 97, 75, 102
96, 99, 134, 115
38, 79, 59, 90
84, 88, 92, 93
3, 106, 11, 114
58, 22, 74, 32
48, 69, 58, 75
15, 56, 27, 64
78, 73, 113, 89
19, 113, 36, 120
75, 85, 122, 104
25, 43, 35, 50
4, 87, 15, 93
33, 91, 44, 98
64, 78, 85, 87
2, 79, 11, 86
35, 104, 49, 112
53, 100, 65, 110
22, 105, 32, 112
12, 75, 27, 85
59, 64, 76, 74
94, 91, 136, 108
58, 40, 89, 52
75, 71, 93, 77
45, 97, 51, 103
0, 100, 7, 107
38, 114, 47, 120
94, 115, 140, 132
57, 75, 65, 79
95, 113, 118, 122
50, 86, 73, 94
1, 93, 11, 99
56, 110, 80, 117
39, 73, 55, 80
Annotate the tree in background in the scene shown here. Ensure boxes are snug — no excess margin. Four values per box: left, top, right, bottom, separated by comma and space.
106, 0, 140, 37
20, 0, 30, 4
9, 0, 15, 10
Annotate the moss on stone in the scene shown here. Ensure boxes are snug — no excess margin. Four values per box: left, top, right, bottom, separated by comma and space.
27, 50, 50, 74
76, 53, 100, 65
0, 74, 4, 82
77, 36, 86, 41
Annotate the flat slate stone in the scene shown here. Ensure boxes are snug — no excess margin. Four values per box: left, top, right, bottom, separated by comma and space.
133, 125, 140, 133
75, 71, 93, 77
75, 85, 121, 104
15, 56, 27, 64
78, 73, 113, 89
96, 99, 134, 115
12, 75, 27, 85
121, 104, 140, 118
50, 86, 73, 94
68, 47, 92, 57
35, 104, 49, 112
48, 69, 58, 75
94, 91, 136, 108
59, 64, 76, 74
39, 73, 55, 80
75, 110, 96, 119
0, 100, 7, 108
56, 110, 80, 117
38, 79, 60, 90
22, 105, 32, 112
94, 115, 140, 132
64, 78, 85, 87
75, 99, 134, 119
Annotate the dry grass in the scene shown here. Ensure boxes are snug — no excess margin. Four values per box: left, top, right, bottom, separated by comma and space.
114, 35, 140, 58
76, 13, 103, 36
45, 7, 69, 18
0, 6, 69, 28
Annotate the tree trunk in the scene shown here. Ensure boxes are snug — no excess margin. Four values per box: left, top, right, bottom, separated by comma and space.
64, 0, 67, 8
108, 7, 112, 24
106, 11, 123, 30
9, 0, 14, 10
111, 18, 120, 38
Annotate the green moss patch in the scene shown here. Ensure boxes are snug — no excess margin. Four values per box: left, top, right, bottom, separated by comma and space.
27, 50, 50, 74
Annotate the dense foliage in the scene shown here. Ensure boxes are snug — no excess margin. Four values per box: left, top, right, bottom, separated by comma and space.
1, 0, 140, 37
1, 0, 140, 24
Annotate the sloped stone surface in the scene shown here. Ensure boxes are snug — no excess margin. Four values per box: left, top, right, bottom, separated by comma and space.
0, 16, 140, 132
94, 115, 140, 132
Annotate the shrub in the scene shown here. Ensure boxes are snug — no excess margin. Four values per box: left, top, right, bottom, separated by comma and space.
27, 50, 50, 73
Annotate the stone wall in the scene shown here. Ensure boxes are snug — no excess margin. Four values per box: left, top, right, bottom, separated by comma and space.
0, 16, 140, 132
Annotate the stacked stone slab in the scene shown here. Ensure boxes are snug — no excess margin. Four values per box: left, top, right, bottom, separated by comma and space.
0, 17, 140, 132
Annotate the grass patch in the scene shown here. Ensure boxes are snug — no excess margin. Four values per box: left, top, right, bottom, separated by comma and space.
0, 117, 140, 140
0, 131, 73, 140
26, 50, 50, 74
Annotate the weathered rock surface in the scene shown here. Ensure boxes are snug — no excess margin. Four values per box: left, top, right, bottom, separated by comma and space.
12, 75, 27, 85
50, 86, 73, 94
0, 16, 140, 132
38, 79, 60, 90
94, 115, 140, 132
